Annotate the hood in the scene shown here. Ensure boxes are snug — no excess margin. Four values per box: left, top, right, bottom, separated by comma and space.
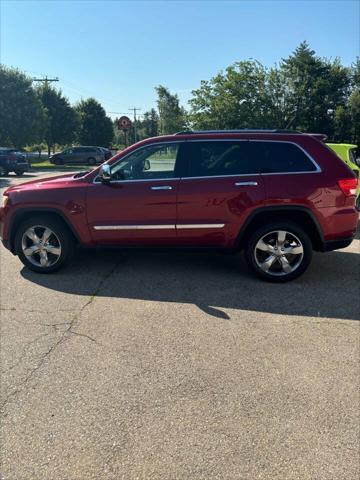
4, 173, 85, 195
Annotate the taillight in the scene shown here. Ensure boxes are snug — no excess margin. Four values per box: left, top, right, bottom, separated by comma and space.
337, 178, 358, 196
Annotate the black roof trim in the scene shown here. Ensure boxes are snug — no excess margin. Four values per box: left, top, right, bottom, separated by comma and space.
175, 129, 302, 135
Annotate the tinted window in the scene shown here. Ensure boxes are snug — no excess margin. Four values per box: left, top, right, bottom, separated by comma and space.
250, 141, 317, 173
185, 141, 259, 177
75, 147, 88, 153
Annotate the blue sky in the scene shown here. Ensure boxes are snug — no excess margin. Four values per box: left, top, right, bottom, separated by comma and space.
1, 0, 359, 118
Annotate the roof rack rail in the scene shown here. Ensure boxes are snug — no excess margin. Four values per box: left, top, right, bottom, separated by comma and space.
174, 129, 302, 135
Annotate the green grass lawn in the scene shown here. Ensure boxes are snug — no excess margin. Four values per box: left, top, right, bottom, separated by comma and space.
30, 161, 89, 171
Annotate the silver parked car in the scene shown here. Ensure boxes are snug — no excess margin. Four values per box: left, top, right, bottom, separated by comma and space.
49, 146, 105, 166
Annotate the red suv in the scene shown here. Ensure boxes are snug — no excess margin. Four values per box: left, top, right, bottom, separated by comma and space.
0, 130, 358, 282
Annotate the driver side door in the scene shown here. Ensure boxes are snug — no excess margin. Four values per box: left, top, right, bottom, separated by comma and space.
86, 142, 182, 246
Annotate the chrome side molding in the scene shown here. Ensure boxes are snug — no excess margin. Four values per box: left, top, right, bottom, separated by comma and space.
234, 181, 258, 186
93, 223, 225, 231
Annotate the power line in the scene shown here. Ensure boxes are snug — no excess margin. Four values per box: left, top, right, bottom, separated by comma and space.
32, 76, 59, 87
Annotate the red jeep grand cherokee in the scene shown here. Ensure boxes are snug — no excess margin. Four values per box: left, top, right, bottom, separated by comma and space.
0, 130, 358, 282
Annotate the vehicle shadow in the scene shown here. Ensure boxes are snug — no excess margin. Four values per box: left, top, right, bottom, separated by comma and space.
21, 247, 360, 321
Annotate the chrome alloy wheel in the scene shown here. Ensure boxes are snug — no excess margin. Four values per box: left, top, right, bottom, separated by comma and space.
254, 230, 304, 277
21, 225, 62, 268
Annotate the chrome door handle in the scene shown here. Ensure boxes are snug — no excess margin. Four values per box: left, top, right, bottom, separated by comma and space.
151, 185, 173, 190
234, 181, 258, 186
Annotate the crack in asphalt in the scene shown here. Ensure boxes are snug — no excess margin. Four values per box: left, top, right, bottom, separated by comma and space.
6, 333, 51, 372
0, 261, 120, 412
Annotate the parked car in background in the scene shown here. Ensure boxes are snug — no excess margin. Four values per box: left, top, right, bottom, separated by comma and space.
49, 146, 105, 166
327, 143, 360, 209
1, 130, 358, 281
97, 147, 112, 160
0, 148, 29, 176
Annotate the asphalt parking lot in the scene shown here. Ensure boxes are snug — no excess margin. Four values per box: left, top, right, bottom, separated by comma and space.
0, 171, 359, 480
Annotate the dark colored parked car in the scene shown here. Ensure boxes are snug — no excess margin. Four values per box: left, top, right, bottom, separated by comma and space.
0, 148, 29, 176
0, 130, 358, 281
49, 146, 105, 165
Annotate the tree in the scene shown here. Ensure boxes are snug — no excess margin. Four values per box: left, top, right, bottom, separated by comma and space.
348, 90, 360, 145
75, 98, 114, 146
37, 85, 78, 156
140, 109, 159, 138
0, 65, 45, 147
189, 42, 352, 138
189, 60, 276, 129
279, 42, 351, 134
155, 86, 187, 134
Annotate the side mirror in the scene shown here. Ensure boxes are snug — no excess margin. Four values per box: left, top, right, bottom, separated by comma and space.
99, 164, 112, 183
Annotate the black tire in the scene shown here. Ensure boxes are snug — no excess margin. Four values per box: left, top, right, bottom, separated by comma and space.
14, 170, 24, 176
14, 215, 75, 273
0, 166, 8, 176
245, 222, 313, 282
54, 158, 63, 166
87, 157, 96, 166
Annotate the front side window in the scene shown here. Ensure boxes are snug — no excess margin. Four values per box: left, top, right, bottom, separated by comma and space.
249, 142, 317, 173
111, 143, 179, 181
185, 141, 259, 177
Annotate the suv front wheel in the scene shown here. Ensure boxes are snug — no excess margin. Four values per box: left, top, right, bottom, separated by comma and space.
245, 222, 312, 282
15, 215, 75, 273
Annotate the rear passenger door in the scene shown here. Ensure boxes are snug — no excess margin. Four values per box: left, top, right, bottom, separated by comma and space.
176, 140, 265, 248
249, 140, 320, 202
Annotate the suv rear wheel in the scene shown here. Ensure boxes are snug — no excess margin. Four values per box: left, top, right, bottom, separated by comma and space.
245, 222, 312, 282
15, 215, 75, 273
87, 157, 96, 165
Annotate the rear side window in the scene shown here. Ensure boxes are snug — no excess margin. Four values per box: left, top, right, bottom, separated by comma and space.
250, 141, 317, 173
185, 141, 260, 177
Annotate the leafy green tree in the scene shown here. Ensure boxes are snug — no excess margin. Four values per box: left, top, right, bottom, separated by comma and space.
333, 105, 351, 142
155, 86, 187, 134
348, 90, 360, 145
75, 98, 114, 146
351, 58, 360, 88
279, 42, 351, 134
140, 109, 159, 138
190, 60, 276, 129
37, 85, 78, 156
189, 42, 352, 138
0, 65, 45, 147
333, 59, 360, 144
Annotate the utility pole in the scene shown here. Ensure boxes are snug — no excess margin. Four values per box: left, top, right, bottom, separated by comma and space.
129, 107, 142, 143
32, 76, 59, 87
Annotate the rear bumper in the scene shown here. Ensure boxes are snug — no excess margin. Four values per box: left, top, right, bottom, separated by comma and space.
322, 236, 355, 252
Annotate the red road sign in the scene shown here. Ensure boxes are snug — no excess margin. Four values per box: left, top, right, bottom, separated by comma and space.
117, 116, 132, 131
